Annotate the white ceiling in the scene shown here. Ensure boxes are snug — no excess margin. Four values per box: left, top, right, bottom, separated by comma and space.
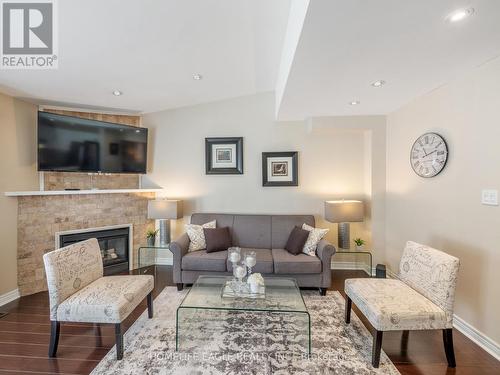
276, 0, 500, 120
1, 0, 500, 118
0, 0, 291, 113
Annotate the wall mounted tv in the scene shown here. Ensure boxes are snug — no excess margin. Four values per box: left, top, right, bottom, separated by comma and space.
38, 111, 148, 174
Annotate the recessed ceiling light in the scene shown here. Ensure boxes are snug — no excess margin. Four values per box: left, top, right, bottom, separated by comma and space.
371, 80, 386, 88
112, 90, 123, 96
446, 8, 474, 23
349, 100, 360, 106
193, 74, 203, 80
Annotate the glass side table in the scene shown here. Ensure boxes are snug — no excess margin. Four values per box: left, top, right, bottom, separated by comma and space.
334, 248, 373, 276
138, 245, 170, 268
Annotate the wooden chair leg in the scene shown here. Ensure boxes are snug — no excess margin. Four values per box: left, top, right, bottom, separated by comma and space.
147, 292, 153, 318
443, 328, 456, 368
115, 323, 123, 360
372, 330, 383, 368
319, 288, 327, 296
401, 330, 410, 353
48, 321, 60, 358
345, 296, 352, 324
95, 324, 103, 347
177, 283, 183, 291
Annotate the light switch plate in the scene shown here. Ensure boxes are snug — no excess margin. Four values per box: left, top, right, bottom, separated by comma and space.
481, 189, 498, 206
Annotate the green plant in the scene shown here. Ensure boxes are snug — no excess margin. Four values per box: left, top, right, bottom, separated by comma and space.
353, 238, 365, 246
146, 229, 159, 239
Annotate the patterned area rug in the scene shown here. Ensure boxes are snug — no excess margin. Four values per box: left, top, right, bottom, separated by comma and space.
91, 287, 400, 374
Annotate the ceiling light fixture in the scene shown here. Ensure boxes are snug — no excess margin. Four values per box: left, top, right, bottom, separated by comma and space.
446, 8, 474, 23
349, 100, 360, 106
193, 74, 203, 80
371, 80, 386, 87
112, 90, 123, 96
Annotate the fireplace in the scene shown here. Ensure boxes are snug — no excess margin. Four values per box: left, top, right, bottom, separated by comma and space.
56, 225, 132, 275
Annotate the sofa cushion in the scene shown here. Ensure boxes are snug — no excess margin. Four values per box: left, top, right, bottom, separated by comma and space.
345, 278, 449, 331
272, 248, 322, 274
182, 249, 228, 272
204, 227, 232, 253
232, 215, 271, 248
302, 224, 329, 256
56, 275, 154, 324
186, 220, 216, 251
227, 248, 273, 274
285, 226, 310, 255
271, 215, 315, 249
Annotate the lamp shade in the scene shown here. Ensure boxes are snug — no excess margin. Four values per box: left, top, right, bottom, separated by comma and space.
147, 200, 183, 220
324, 200, 364, 223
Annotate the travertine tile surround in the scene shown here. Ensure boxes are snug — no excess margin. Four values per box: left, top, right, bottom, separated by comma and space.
17, 193, 155, 296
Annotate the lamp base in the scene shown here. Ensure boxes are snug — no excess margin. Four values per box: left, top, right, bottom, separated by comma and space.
158, 219, 170, 246
338, 222, 350, 249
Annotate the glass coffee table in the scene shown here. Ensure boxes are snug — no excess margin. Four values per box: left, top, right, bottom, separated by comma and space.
176, 276, 311, 355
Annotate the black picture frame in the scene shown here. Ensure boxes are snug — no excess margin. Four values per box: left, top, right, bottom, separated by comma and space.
262, 151, 298, 186
205, 137, 243, 174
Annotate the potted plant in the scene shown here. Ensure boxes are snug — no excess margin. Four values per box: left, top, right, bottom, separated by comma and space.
353, 238, 365, 251
146, 229, 159, 247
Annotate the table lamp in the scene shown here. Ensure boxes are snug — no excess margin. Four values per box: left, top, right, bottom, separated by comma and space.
147, 199, 183, 246
324, 200, 364, 249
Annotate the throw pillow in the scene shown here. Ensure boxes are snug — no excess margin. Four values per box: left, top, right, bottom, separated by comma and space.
302, 223, 329, 256
186, 220, 216, 251
285, 226, 311, 255
204, 227, 232, 253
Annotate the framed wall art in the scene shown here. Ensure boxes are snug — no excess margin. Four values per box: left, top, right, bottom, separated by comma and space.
262, 151, 298, 186
205, 137, 243, 174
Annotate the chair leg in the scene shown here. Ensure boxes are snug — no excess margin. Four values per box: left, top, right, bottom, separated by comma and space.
147, 292, 153, 318
401, 330, 410, 353
345, 296, 352, 324
319, 288, 327, 296
48, 321, 60, 358
443, 328, 456, 368
115, 323, 123, 360
177, 283, 183, 291
372, 330, 383, 368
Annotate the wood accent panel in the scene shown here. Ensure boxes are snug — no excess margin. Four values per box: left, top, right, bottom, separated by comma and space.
40, 109, 142, 190
0, 269, 498, 374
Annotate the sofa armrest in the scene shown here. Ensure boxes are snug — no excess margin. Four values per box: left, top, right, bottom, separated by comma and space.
317, 239, 336, 288
170, 233, 190, 283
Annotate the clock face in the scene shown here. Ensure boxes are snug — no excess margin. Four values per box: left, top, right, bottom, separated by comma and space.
410, 133, 448, 178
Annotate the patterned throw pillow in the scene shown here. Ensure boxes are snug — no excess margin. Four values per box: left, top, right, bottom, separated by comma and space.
186, 220, 216, 251
302, 223, 329, 256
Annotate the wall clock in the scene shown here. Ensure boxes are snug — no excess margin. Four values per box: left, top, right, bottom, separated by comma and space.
410, 132, 448, 178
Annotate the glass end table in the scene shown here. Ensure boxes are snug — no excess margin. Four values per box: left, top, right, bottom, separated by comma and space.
176, 275, 311, 355
138, 245, 170, 269
335, 248, 373, 276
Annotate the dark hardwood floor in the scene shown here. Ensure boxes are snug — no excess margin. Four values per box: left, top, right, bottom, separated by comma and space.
0, 267, 497, 374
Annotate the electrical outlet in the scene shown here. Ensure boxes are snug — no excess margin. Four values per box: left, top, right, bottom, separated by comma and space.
481, 189, 498, 206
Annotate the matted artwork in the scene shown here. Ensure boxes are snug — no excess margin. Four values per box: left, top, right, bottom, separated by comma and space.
262, 151, 298, 186
205, 137, 243, 174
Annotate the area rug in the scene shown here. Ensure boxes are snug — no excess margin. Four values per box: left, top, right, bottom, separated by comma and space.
91, 287, 400, 374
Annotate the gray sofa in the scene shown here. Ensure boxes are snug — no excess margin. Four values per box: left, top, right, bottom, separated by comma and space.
170, 213, 336, 295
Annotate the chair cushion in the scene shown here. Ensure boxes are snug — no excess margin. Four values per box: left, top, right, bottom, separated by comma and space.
345, 278, 449, 331
182, 249, 228, 271
56, 275, 154, 324
227, 248, 273, 274
272, 249, 322, 274
204, 227, 232, 253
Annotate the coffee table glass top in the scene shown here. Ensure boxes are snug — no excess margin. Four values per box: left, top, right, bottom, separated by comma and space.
179, 275, 308, 313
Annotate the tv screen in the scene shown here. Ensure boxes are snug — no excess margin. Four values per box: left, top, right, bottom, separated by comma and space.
37, 111, 148, 173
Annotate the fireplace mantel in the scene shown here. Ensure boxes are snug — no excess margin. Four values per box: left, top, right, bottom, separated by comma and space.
5, 188, 162, 197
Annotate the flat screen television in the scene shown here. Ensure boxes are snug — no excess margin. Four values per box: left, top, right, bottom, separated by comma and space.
38, 111, 148, 173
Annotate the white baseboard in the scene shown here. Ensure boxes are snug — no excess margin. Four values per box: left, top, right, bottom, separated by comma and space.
0, 288, 20, 307
385, 267, 500, 361
453, 315, 500, 361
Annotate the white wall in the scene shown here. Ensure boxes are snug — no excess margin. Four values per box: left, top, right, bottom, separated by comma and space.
386, 56, 500, 345
143, 92, 381, 250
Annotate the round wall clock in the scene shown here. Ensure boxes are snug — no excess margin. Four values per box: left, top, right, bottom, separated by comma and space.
410, 132, 448, 178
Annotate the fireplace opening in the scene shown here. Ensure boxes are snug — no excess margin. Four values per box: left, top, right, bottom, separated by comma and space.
58, 226, 130, 275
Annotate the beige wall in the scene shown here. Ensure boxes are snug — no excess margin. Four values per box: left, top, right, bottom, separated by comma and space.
386, 56, 500, 343
0, 93, 38, 295
143, 92, 383, 252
